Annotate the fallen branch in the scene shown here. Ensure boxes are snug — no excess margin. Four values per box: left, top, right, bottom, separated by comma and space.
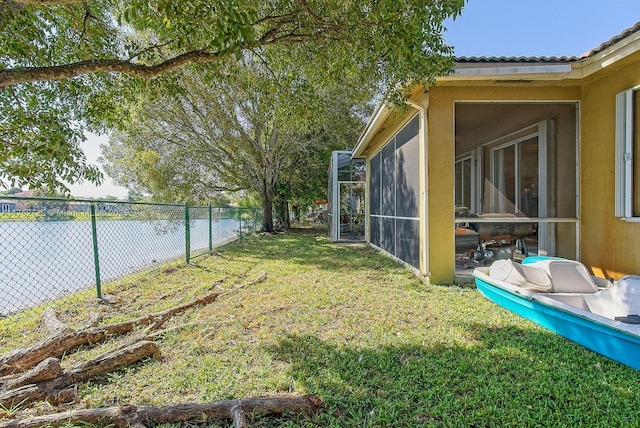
78, 312, 101, 330
219, 271, 268, 297
232, 404, 249, 428
40, 308, 69, 334
0, 395, 322, 428
145, 322, 206, 340
4, 358, 61, 391
0, 293, 219, 376
114, 272, 265, 346
41, 309, 100, 335
247, 271, 268, 286
0, 341, 159, 408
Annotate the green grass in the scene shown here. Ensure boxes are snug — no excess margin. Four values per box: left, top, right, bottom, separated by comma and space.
2, 228, 640, 427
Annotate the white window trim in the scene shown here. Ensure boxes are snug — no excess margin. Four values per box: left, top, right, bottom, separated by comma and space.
488, 132, 539, 215
455, 150, 482, 213
455, 154, 471, 211
615, 88, 637, 220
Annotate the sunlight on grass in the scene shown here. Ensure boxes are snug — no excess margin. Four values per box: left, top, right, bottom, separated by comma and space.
2, 227, 639, 427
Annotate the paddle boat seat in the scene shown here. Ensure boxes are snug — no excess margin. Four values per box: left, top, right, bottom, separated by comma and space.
523, 258, 599, 293
488, 259, 552, 292
488, 258, 599, 294
584, 275, 640, 320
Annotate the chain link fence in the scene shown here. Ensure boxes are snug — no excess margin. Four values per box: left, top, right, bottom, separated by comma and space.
0, 196, 261, 317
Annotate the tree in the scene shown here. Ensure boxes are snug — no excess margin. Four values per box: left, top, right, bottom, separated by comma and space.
1, 0, 464, 87
0, 187, 22, 195
1, 0, 465, 192
101, 55, 366, 231
272, 106, 367, 229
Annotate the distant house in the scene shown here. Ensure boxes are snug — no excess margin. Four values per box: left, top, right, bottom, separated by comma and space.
0, 201, 16, 213
353, 22, 640, 284
13, 190, 33, 212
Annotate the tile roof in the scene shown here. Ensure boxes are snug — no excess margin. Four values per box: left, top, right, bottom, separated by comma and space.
456, 55, 577, 63
456, 21, 640, 64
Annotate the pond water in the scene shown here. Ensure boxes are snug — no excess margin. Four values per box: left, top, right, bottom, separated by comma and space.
0, 218, 239, 315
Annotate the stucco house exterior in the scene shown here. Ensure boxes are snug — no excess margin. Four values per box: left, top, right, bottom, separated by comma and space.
353, 22, 640, 284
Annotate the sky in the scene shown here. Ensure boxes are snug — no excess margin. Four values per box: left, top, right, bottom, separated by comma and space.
68, 133, 129, 199
444, 0, 640, 58
70, 0, 640, 199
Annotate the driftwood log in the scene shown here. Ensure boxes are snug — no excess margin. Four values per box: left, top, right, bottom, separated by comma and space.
0, 341, 159, 408
0, 293, 218, 376
0, 395, 322, 428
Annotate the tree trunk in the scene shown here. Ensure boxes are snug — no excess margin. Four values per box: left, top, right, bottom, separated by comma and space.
3, 358, 61, 391
261, 186, 274, 233
40, 308, 70, 334
292, 205, 301, 223
0, 292, 219, 376
275, 195, 290, 230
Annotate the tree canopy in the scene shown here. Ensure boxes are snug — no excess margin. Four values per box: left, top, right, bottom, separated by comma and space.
1, 0, 465, 192
101, 54, 365, 231
2, 0, 464, 87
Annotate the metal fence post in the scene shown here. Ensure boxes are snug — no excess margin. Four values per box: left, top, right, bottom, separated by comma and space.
237, 209, 243, 240
208, 203, 213, 253
90, 202, 102, 299
185, 203, 190, 264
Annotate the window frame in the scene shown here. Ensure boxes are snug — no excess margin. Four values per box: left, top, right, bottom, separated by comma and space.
615, 86, 640, 220
488, 133, 540, 215
454, 154, 472, 210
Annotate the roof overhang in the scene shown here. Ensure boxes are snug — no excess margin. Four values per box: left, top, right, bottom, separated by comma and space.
579, 25, 640, 77
445, 63, 574, 81
353, 21, 640, 156
352, 101, 392, 157
442, 23, 640, 83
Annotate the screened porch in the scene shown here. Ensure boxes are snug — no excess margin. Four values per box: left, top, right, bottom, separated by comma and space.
453, 102, 580, 278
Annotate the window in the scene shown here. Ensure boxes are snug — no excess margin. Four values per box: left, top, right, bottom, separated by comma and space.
455, 156, 472, 210
455, 119, 557, 255
489, 136, 539, 217
615, 87, 640, 219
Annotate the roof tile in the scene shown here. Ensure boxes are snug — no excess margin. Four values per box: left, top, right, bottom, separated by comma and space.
455, 21, 640, 64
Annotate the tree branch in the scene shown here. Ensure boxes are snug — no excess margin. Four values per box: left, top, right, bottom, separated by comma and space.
127, 33, 190, 62
0, 50, 227, 88
9, 0, 85, 4
78, 2, 96, 42
0, 395, 322, 428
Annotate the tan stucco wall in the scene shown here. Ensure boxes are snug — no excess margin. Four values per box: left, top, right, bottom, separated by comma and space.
424, 88, 455, 283
581, 52, 640, 279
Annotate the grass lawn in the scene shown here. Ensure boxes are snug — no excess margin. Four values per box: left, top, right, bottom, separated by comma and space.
1, 228, 639, 427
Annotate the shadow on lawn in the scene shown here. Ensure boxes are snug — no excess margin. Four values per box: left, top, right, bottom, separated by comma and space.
266, 329, 640, 427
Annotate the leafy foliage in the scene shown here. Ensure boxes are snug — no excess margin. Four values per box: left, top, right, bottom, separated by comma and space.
102, 54, 367, 230
1, 0, 464, 192
0, 81, 103, 192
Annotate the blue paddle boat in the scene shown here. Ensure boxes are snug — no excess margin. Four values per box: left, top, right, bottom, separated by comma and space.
473, 257, 640, 371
